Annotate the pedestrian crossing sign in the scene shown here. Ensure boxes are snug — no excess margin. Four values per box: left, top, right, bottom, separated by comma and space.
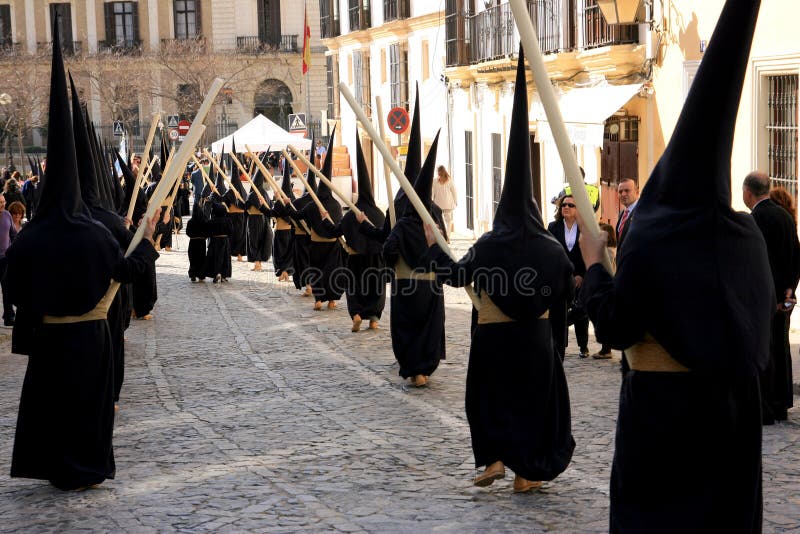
288, 113, 306, 132
167, 115, 179, 128
113, 120, 124, 136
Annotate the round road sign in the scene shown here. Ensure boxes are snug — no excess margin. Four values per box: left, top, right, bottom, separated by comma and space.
387, 107, 410, 134
168, 129, 179, 141
177, 119, 191, 136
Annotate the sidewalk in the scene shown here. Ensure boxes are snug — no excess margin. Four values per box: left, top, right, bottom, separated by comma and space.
788, 314, 800, 395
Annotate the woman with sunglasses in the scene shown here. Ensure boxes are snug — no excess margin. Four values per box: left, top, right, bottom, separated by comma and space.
547, 195, 589, 359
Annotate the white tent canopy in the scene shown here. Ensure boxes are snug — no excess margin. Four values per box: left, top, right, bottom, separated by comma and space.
210, 114, 312, 154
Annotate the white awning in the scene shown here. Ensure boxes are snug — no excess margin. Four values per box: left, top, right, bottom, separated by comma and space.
210, 114, 312, 154
535, 83, 643, 146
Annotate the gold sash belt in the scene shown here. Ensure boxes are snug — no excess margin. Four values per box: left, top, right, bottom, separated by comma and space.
394, 257, 435, 281
43, 281, 120, 324
477, 294, 549, 324
309, 228, 336, 243
212, 234, 228, 238
294, 228, 307, 236
625, 334, 690, 373
276, 219, 292, 230
247, 207, 262, 215
228, 206, 244, 214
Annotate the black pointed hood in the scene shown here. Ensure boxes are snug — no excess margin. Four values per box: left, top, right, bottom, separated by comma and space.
27, 155, 37, 176
316, 126, 336, 203
345, 132, 385, 255
89, 117, 113, 209
5, 16, 121, 322
160, 134, 169, 177
618, 0, 772, 378
228, 139, 247, 200
251, 153, 268, 195
34, 19, 84, 220
493, 46, 545, 233
403, 130, 440, 217
464, 46, 571, 321
69, 73, 101, 210
355, 133, 377, 212
281, 151, 295, 200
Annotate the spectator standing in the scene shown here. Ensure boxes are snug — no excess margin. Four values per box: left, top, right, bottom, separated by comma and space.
0, 194, 17, 325
432, 165, 457, 234
615, 178, 639, 250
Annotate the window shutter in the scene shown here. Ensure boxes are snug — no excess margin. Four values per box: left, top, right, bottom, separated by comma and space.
195, 0, 202, 37
618, 142, 638, 183
131, 2, 140, 42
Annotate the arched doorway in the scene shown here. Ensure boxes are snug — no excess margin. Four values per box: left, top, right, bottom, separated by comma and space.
254, 79, 293, 130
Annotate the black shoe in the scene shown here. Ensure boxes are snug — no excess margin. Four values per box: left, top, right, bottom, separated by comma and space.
190, 277, 196, 282
579, 349, 589, 359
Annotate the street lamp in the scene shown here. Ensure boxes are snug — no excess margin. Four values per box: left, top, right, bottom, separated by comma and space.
597, 0, 644, 25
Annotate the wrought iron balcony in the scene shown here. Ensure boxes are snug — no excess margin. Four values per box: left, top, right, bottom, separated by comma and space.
451, 0, 639, 67
383, 0, 410, 22
98, 39, 143, 56
160, 37, 206, 54
37, 40, 83, 56
236, 35, 299, 54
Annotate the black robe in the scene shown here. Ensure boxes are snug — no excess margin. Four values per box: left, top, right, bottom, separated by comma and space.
322, 213, 387, 319
299, 203, 343, 303
287, 199, 313, 290
383, 216, 445, 378
271, 201, 295, 277
186, 207, 209, 280
9, 240, 159, 490
426, 240, 574, 480
583, 264, 763, 533
131, 247, 157, 318
223, 191, 247, 257
245, 195, 274, 263
204, 208, 233, 279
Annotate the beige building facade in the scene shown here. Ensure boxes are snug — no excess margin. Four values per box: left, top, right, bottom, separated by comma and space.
0, 0, 327, 153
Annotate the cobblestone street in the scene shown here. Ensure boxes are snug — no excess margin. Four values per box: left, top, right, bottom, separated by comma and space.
1, 234, 798, 533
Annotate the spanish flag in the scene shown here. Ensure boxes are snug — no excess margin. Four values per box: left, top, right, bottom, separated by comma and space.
302, 3, 311, 74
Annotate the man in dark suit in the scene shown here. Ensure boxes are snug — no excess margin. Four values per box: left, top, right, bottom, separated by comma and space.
547, 194, 589, 359
743, 171, 800, 424
616, 178, 639, 250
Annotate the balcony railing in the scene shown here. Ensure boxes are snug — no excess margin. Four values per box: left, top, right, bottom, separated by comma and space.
160, 37, 206, 54
580, 1, 638, 49
383, 0, 410, 21
348, 4, 371, 32
453, 0, 638, 67
0, 40, 22, 57
37, 40, 83, 56
98, 39, 143, 56
236, 35, 299, 54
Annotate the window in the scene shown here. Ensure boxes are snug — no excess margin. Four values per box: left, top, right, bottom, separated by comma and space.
174, 0, 201, 39
104, 2, 139, 46
767, 74, 799, 203
0, 5, 11, 47
492, 133, 502, 217
50, 3, 74, 53
257, 0, 281, 48
445, 0, 473, 67
348, 0, 371, 32
389, 43, 408, 110
383, 0, 409, 22
465, 131, 474, 230
353, 50, 371, 116
319, 0, 340, 39
326, 55, 339, 120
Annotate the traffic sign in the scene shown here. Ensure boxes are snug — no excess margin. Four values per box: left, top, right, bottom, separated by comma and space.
168, 129, 179, 141
178, 120, 191, 136
387, 107, 410, 134
288, 113, 306, 132
113, 120, 124, 136
167, 115, 179, 128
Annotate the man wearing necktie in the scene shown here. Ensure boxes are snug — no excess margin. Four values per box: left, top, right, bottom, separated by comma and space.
616, 179, 639, 249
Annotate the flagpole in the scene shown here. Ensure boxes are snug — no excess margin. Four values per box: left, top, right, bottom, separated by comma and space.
303, 1, 312, 139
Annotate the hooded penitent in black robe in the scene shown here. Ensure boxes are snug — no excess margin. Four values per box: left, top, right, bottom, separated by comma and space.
186, 201, 209, 280
204, 201, 233, 280
321, 133, 387, 320
383, 131, 446, 379
223, 151, 248, 258
70, 75, 135, 404
427, 48, 574, 482
581, 1, 772, 531
288, 160, 316, 291
272, 159, 296, 278
299, 130, 344, 303
245, 159, 274, 263
8, 25, 158, 490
